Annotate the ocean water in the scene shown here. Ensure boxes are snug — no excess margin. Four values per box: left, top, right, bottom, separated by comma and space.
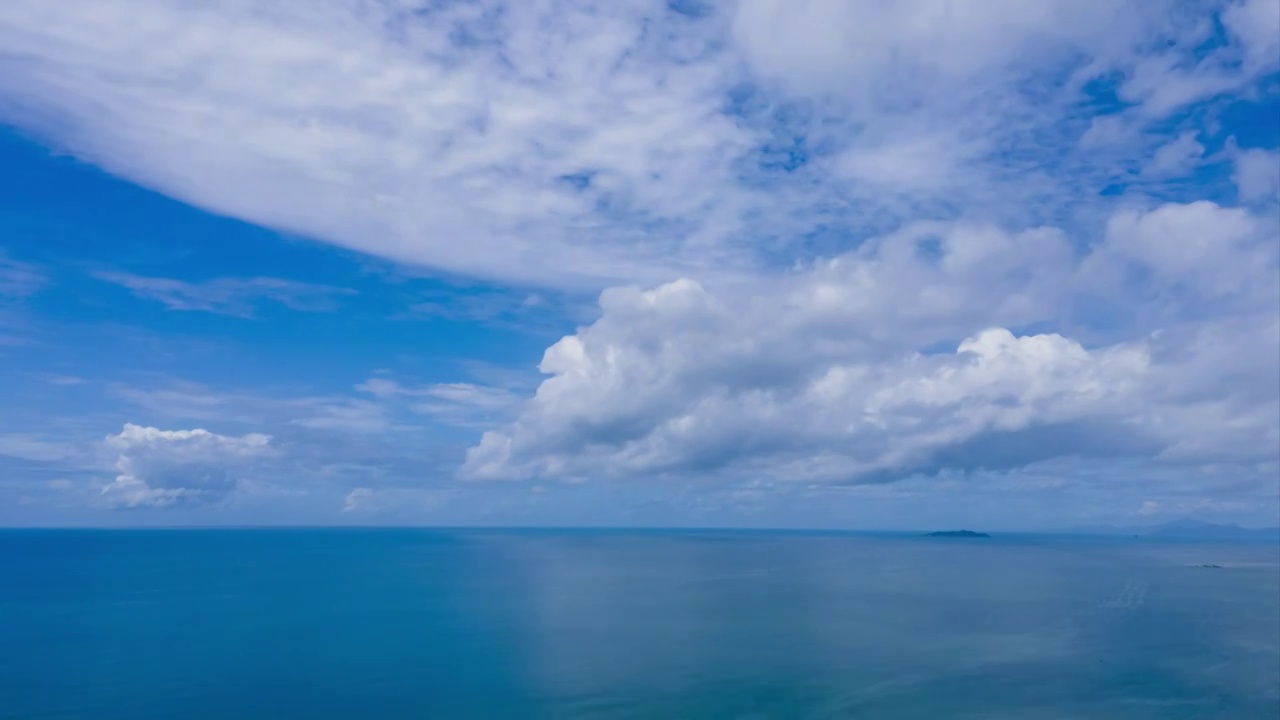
1, 529, 1277, 719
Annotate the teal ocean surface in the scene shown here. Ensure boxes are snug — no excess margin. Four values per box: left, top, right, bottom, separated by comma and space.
2, 529, 1277, 719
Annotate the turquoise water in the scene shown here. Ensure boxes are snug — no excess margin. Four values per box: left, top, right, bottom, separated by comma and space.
1, 529, 1277, 719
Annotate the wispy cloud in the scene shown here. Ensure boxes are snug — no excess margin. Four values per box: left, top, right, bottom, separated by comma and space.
357, 377, 524, 428
0, 433, 77, 462
0, 254, 44, 299
1, 1, 1274, 289
0, 254, 46, 347
95, 272, 354, 317
44, 375, 87, 387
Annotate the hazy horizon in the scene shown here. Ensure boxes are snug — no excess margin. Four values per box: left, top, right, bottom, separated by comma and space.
3, 517, 1278, 535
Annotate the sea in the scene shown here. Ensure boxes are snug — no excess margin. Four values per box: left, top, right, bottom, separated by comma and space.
1, 528, 1277, 719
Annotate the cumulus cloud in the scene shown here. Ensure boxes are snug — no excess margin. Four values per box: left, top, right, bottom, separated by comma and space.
465, 326, 1151, 482
1087, 201, 1279, 313
464, 201, 1279, 484
100, 424, 273, 509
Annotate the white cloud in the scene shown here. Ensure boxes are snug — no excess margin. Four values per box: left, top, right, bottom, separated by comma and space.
1142, 132, 1204, 178
342, 486, 450, 514
290, 398, 392, 435
1079, 116, 1132, 149
1092, 201, 1277, 303
732, 0, 1136, 98
45, 375, 87, 387
0, 1, 1269, 289
464, 201, 1279, 484
95, 272, 355, 317
356, 378, 524, 428
0, 0, 751, 287
462, 323, 1152, 482
1233, 147, 1280, 202
109, 372, 526, 436
1222, 0, 1280, 72
341, 487, 376, 512
100, 424, 274, 509
111, 382, 244, 423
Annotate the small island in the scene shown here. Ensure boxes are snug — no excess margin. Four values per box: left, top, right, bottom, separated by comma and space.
924, 530, 991, 538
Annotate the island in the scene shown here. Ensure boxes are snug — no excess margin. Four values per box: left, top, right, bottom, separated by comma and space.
923, 530, 991, 538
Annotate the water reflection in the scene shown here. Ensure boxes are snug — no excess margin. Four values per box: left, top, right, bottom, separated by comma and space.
479, 532, 1280, 718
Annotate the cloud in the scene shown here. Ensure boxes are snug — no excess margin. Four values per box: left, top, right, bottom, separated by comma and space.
95, 272, 355, 317
0, 1, 1271, 289
45, 375, 87, 386
464, 201, 1279, 484
464, 326, 1151, 482
1078, 116, 1134, 150
0, 254, 44, 299
356, 378, 523, 428
0, 254, 45, 346
1141, 132, 1204, 178
109, 372, 525, 435
101, 375, 518, 494
732, 0, 1136, 97
0, 0, 750, 287
1233, 147, 1280, 202
0, 433, 77, 462
110, 382, 247, 423
342, 486, 451, 514
100, 423, 274, 508
1115, 0, 1279, 118
1222, 0, 1280, 72
1089, 201, 1278, 307
395, 283, 593, 334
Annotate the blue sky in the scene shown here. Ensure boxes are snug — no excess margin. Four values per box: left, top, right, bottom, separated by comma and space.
0, 0, 1277, 529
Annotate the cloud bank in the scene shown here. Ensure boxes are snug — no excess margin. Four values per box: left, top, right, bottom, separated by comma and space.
465, 201, 1279, 483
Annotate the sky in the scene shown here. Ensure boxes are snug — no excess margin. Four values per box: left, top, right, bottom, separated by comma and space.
0, 0, 1277, 530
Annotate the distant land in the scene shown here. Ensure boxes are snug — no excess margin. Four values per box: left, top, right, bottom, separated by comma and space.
924, 530, 991, 538
1066, 518, 1280, 542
